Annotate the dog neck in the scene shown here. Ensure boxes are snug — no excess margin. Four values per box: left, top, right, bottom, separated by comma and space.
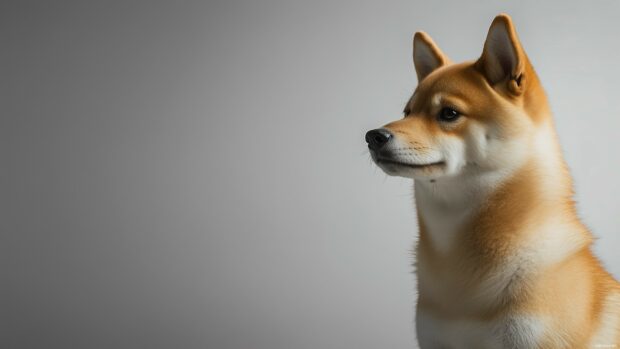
413, 120, 580, 255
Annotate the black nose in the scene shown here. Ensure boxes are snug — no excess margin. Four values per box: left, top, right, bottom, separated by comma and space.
365, 129, 392, 150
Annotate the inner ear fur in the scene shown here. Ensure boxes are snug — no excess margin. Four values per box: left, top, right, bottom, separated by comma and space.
477, 14, 528, 95
413, 31, 450, 82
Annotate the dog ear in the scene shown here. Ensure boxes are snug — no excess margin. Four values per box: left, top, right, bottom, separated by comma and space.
477, 14, 527, 95
413, 32, 450, 82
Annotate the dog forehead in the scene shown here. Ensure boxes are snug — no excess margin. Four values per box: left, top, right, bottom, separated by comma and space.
406, 63, 484, 113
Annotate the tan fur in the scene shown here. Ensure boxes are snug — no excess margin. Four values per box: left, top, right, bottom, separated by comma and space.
368, 14, 620, 348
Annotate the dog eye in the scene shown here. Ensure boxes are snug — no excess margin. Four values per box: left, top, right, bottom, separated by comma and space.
438, 107, 460, 122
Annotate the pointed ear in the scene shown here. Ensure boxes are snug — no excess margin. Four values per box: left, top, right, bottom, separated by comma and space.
413, 32, 450, 82
477, 14, 527, 94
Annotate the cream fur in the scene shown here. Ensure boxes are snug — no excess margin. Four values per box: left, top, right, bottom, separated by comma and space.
367, 13, 620, 348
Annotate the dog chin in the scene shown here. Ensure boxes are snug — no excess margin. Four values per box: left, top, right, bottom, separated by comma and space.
374, 159, 446, 179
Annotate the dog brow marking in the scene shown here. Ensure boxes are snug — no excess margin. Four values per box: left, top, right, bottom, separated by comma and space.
431, 93, 444, 108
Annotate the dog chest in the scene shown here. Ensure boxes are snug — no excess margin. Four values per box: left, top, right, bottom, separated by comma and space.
416, 308, 545, 349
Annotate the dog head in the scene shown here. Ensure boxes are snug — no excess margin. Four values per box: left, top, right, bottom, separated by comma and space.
366, 14, 551, 181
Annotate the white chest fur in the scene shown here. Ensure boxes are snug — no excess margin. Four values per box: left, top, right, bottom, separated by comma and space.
413, 173, 499, 255
416, 309, 500, 349
416, 308, 545, 349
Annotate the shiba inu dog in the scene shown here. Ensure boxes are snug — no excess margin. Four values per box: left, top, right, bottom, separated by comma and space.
366, 14, 620, 348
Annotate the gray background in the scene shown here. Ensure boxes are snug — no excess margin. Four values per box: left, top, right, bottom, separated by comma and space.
3, 0, 619, 348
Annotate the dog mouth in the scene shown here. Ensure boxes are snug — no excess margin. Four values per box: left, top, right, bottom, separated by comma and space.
376, 158, 445, 169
